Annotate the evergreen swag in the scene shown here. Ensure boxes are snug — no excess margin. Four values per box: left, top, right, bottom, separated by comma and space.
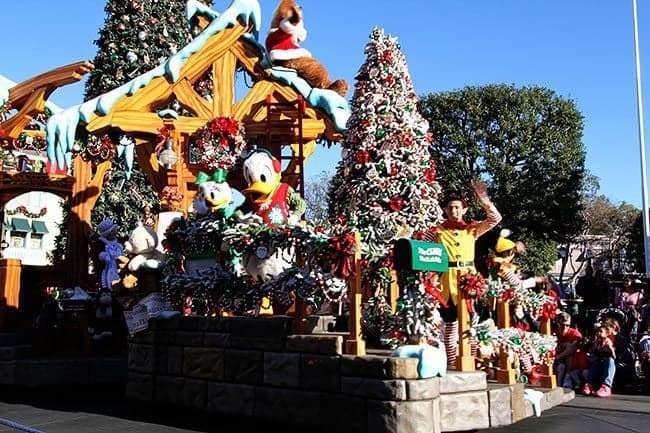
160, 214, 353, 316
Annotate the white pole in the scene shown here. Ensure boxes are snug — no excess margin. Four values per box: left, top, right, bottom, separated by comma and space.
632, 0, 650, 276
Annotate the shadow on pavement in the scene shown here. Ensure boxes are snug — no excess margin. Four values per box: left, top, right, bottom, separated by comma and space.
0, 384, 305, 433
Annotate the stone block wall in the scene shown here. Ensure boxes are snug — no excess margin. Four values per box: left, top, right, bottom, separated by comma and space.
126, 316, 525, 433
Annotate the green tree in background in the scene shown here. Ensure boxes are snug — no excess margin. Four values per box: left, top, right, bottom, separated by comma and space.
419, 84, 586, 276
304, 170, 332, 223
627, 212, 645, 274
85, 0, 212, 238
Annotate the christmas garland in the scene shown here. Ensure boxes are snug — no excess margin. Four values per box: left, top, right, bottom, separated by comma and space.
5, 205, 47, 218
161, 213, 354, 316
188, 116, 247, 172
471, 320, 557, 372
11, 132, 47, 152
82, 134, 116, 162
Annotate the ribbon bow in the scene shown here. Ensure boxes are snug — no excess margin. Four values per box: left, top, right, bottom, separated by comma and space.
195, 168, 228, 185
330, 232, 357, 279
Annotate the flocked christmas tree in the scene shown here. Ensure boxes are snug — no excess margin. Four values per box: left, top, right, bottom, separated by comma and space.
85, 0, 212, 238
328, 27, 445, 346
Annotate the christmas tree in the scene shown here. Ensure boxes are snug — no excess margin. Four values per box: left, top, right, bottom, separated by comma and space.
328, 27, 444, 345
85, 0, 212, 238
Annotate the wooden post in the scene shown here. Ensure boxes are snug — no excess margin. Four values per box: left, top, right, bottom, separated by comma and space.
456, 297, 475, 371
345, 232, 366, 356
540, 317, 552, 336
496, 347, 517, 384
0, 258, 22, 308
291, 245, 311, 334
494, 300, 516, 383
389, 269, 399, 313
496, 300, 510, 329
533, 317, 557, 388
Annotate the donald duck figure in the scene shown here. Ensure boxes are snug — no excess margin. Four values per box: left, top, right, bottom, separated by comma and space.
241, 148, 306, 227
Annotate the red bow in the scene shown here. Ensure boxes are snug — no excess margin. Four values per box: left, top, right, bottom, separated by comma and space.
459, 272, 488, 314
330, 232, 357, 279
541, 301, 557, 320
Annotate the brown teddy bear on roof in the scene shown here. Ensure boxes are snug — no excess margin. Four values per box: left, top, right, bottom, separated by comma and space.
265, 0, 348, 97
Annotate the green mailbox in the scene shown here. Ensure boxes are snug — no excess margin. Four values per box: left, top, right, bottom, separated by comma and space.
393, 238, 449, 272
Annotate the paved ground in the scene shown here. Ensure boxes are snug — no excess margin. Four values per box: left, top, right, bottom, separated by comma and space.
478, 393, 650, 433
0, 385, 649, 433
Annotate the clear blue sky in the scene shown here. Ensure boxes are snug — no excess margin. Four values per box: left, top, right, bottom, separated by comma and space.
2, 0, 649, 208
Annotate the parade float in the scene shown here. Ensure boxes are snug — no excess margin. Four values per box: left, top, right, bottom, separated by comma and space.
0, 1, 573, 431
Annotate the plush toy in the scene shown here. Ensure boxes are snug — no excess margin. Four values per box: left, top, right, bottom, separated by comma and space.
392, 340, 447, 378
95, 288, 113, 320
241, 148, 306, 228
123, 222, 165, 272
96, 219, 128, 290
265, 0, 348, 97
191, 169, 245, 217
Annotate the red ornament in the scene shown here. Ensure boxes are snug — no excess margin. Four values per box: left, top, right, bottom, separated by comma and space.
389, 196, 404, 211
355, 149, 370, 164
424, 167, 437, 183
402, 132, 414, 146
412, 231, 425, 240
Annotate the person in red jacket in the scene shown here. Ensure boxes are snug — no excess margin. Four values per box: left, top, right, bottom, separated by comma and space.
553, 311, 583, 388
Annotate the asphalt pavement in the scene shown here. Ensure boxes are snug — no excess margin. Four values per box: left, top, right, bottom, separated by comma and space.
0, 384, 649, 433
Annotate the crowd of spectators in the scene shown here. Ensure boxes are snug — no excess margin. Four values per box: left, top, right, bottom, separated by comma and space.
552, 270, 649, 396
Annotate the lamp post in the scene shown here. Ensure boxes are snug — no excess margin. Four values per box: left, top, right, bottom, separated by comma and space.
558, 245, 568, 298
632, 0, 650, 276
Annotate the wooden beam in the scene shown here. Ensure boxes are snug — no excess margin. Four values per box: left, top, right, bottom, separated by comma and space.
212, 51, 236, 117
1, 89, 47, 137
180, 25, 249, 83
232, 81, 274, 120
87, 112, 204, 136
7, 61, 93, 108
110, 76, 173, 113
173, 78, 213, 119
230, 40, 265, 79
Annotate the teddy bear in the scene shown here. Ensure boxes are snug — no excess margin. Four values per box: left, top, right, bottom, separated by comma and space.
265, 0, 348, 97
123, 222, 165, 272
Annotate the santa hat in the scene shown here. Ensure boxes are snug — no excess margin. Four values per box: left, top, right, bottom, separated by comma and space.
495, 229, 516, 253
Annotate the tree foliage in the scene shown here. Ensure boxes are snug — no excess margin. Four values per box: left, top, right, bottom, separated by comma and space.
418, 84, 587, 274
304, 170, 332, 224
627, 212, 645, 274
85, 0, 212, 238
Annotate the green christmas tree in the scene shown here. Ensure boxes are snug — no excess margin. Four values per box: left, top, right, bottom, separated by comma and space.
328, 27, 444, 345
85, 0, 212, 238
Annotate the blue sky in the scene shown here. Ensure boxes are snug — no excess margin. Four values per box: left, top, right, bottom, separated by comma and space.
2, 0, 649, 208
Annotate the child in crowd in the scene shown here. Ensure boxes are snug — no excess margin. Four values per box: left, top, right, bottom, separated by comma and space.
582, 321, 616, 397
553, 311, 582, 387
